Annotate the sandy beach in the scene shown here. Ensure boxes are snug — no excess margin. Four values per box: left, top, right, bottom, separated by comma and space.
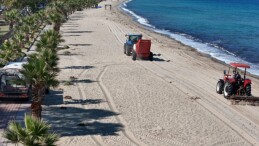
42, 0, 259, 146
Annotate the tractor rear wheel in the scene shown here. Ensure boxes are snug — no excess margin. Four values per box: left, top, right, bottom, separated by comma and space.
223, 82, 233, 99
245, 84, 251, 96
216, 80, 224, 94
149, 52, 153, 61
132, 51, 136, 61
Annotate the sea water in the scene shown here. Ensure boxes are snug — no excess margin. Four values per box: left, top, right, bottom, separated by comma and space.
121, 0, 259, 75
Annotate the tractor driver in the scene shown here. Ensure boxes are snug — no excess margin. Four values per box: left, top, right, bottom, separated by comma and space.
233, 70, 242, 85
130, 36, 138, 43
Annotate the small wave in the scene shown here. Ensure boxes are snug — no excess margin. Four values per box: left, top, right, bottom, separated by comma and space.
121, 2, 155, 28
122, 0, 132, 7
120, 1, 259, 76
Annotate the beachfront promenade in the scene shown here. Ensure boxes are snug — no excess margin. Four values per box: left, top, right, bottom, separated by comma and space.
0, 25, 52, 146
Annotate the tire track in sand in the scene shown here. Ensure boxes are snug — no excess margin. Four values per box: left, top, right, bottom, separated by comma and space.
96, 64, 148, 146
65, 57, 105, 146
72, 61, 145, 146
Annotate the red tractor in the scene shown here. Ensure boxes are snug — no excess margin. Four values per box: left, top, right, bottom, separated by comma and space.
216, 63, 252, 99
132, 39, 153, 61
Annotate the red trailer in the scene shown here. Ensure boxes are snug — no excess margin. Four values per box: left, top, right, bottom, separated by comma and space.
132, 39, 153, 61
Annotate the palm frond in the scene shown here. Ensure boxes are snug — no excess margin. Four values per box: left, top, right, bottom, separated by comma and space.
40, 133, 59, 146
3, 126, 19, 144
25, 115, 50, 141
4, 115, 59, 145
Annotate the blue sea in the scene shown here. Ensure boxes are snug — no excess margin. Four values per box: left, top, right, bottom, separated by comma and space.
121, 0, 259, 75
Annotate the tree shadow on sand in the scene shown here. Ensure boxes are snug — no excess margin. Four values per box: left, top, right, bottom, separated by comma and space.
62, 23, 79, 26
62, 24, 79, 27
68, 43, 92, 46
58, 52, 81, 56
61, 65, 94, 70
44, 90, 64, 106
63, 34, 81, 37
65, 31, 93, 33
68, 18, 82, 21
59, 79, 97, 86
70, 15, 85, 19
62, 28, 78, 31
76, 79, 97, 84
64, 99, 105, 105
43, 90, 123, 136
43, 107, 124, 136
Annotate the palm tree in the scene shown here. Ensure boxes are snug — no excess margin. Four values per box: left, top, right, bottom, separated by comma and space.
3, 0, 17, 10
36, 30, 64, 51
0, 45, 14, 66
12, 29, 25, 49
34, 10, 48, 27
0, 39, 24, 65
48, 12, 65, 32
35, 29, 62, 95
67, 0, 81, 13
22, 28, 62, 120
19, 25, 30, 43
4, 9, 20, 30
39, 48, 60, 72
21, 56, 59, 119
22, 16, 38, 40
3, 115, 59, 146
30, 48, 60, 73
48, 1, 69, 20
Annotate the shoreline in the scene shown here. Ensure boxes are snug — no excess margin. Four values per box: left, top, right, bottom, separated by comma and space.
116, 0, 259, 78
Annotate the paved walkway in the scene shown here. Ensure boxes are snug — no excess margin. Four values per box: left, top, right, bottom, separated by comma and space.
0, 103, 21, 129
0, 25, 52, 146
0, 102, 30, 146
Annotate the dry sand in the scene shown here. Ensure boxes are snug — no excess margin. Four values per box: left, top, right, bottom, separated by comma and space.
42, 1, 259, 146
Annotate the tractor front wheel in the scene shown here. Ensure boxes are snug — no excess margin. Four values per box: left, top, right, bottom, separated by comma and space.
223, 82, 233, 99
216, 80, 224, 94
149, 52, 153, 61
124, 44, 126, 54
132, 51, 136, 61
126, 46, 131, 56
245, 84, 251, 96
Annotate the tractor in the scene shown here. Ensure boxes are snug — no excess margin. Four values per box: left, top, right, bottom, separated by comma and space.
124, 34, 142, 56
132, 39, 153, 61
216, 63, 252, 99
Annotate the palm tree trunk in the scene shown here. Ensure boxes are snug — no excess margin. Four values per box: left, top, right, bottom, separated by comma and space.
25, 34, 30, 43
31, 86, 44, 119
9, 22, 13, 30
54, 24, 60, 32
31, 101, 42, 119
